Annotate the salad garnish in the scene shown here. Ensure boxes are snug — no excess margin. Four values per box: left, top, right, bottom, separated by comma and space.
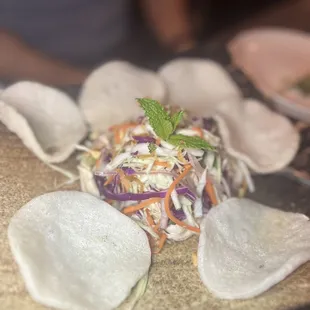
137, 98, 214, 150
77, 98, 254, 253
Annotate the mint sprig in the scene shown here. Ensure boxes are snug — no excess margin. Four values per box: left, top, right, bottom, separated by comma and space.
137, 98, 214, 151
171, 110, 184, 131
167, 134, 214, 150
138, 98, 173, 140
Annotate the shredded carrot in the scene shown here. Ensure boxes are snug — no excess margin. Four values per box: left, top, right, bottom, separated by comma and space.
111, 128, 121, 144
154, 233, 167, 254
109, 122, 138, 132
192, 127, 204, 138
155, 138, 161, 145
106, 199, 114, 205
153, 160, 171, 168
164, 165, 200, 233
110, 122, 138, 145
154, 221, 160, 232
145, 208, 157, 232
95, 158, 101, 169
123, 198, 162, 214
147, 233, 157, 254
104, 175, 114, 186
205, 180, 218, 205
122, 180, 131, 192
117, 169, 131, 192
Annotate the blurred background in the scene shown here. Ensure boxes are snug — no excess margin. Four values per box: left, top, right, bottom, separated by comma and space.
195, 0, 308, 40
134, 0, 310, 40
111, 0, 310, 69
1, 0, 309, 84
132, 0, 309, 45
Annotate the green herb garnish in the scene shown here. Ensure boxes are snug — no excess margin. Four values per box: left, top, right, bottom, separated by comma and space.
138, 98, 173, 140
171, 110, 184, 131
137, 98, 214, 151
148, 143, 157, 153
167, 134, 213, 149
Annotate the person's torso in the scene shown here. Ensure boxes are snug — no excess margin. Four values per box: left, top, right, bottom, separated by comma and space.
0, 0, 132, 67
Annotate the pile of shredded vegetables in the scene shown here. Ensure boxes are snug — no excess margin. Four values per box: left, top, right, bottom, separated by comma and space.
77, 111, 254, 253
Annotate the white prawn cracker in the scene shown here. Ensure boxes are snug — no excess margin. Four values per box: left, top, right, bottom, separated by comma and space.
8, 191, 151, 310
228, 28, 310, 121
198, 198, 310, 300
79, 61, 167, 132
159, 58, 299, 173
158, 58, 242, 115
0, 81, 87, 163
214, 98, 300, 173
228, 28, 310, 100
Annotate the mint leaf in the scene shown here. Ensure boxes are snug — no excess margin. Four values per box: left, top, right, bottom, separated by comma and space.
137, 98, 173, 140
137, 98, 215, 151
168, 134, 214, 151
171, 110, 184, 131
148, 143, 157, 153
160, 120, 174, 140
137, 98, 170, 121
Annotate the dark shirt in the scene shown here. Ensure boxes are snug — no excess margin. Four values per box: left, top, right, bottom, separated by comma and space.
0, 0, 132, 67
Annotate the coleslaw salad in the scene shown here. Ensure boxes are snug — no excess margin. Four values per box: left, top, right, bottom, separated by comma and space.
77, 99, 254, 253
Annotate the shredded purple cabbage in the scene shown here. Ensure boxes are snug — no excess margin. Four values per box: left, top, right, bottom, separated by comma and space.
121, 167, 136, 175
202, 118, 215, 131
100, 149, 112, 163
95, 175, 196, 201
104, 154, 112, 163
172, 208, 186, 221
134, 211, 143, 219
202, 190, 211, 214
111, 174, 120, 190
132, 135, 156, 144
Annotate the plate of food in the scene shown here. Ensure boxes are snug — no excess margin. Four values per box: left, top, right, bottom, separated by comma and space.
2, 60, 309, 310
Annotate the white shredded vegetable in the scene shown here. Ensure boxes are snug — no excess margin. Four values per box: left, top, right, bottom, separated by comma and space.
77, 108, 254, 248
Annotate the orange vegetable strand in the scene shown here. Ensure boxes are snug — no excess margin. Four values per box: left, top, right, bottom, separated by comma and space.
154, 233, 167, 254
164, 165, 200, 233
145, 209, 158, 233
104, 175, 114, 186
205, 180, 218, 205
117, 169, 131, 192
110, 122, 138, 145
192, 127, 204, 138
153, 160, 171, 168
123, 198, 162, 214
